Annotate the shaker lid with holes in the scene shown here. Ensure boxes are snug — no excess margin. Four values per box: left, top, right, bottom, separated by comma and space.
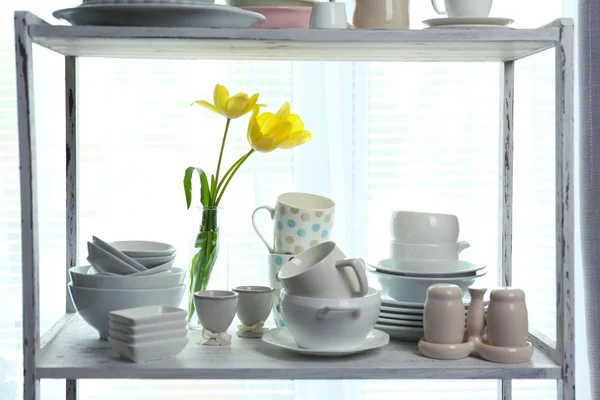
426, 283, 463, 299
490, 287, 526, 301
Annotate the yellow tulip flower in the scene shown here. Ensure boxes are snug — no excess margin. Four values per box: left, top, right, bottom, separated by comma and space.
247, 102, 312, 153
192, 84, 259, 119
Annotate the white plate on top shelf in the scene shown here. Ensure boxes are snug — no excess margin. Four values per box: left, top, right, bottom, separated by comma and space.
423, 17, 514, 28
53, 3, 265, 28
262, 327, 390, 357
374, 324, 423, 342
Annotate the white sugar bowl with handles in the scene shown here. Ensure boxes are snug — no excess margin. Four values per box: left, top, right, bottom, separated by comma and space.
276, 241, 369, 299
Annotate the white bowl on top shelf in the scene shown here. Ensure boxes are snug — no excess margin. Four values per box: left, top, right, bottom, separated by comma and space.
133, 254, 176, 268
69, 266, 186, 289
110, 240, 177, 258
68, 283, 186, 340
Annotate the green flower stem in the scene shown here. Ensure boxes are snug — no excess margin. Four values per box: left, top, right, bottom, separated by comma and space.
211, 118, 231, 206
214, 152, 250, 198
216, 149, 254, 205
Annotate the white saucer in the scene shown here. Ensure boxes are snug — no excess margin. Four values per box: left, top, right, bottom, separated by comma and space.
261, 327, 389, 356
374, 324, 423, 342
423, 17, 514, 27
379, 312, 423, 321
53, 3, 265, 27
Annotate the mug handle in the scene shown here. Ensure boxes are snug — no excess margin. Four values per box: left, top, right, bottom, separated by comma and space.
252, 205, 276, 253
316, 306, 361, 319
335, 258, 369, 297
458, 241, 470, 252
431, 0, 447, 15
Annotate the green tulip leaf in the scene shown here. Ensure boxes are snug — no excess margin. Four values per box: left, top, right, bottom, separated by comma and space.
183, 167, 210, 209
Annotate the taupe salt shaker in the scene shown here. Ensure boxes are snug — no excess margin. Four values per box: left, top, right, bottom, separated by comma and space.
486, 288, 528, 347
424, 284, 465, 344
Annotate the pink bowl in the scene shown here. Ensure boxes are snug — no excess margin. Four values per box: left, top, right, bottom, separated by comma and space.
239, 6, 312, 28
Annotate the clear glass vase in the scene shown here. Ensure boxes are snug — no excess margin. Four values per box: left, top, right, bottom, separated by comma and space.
187, 206, 229, 329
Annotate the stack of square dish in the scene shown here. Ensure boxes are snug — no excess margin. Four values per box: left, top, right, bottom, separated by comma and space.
108, 305, 188, 362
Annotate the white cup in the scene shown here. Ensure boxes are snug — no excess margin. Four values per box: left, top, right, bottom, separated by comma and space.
390, 240, 470, 261
310, 2, 348, 29
232, 286, 274, 327
252, 192, 335, 254
193, 290, 238, 334
276, 241, 369, 299
390, 211, 459, 244
431, 0, 493, 18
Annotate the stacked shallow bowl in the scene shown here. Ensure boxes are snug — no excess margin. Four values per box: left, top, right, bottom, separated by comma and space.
68, 236, 185, 339
368, 211, 487, 341
108, 305, 188, 362
228, 0, 315, 28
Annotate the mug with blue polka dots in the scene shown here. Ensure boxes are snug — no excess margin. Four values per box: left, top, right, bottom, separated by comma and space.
268, 253, 295, 327
252, 192, 336, 255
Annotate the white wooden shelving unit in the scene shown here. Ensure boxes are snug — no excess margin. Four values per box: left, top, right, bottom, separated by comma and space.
14, 11, 574, 400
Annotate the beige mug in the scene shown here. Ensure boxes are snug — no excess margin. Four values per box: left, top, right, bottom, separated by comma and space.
252, 192, 335, 254
276, 241, 369, 299
353, 0, 410, 30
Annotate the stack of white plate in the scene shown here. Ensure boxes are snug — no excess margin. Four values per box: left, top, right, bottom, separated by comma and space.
108, 305, 188, 362
375, 297, 488, 342
68, 237, 185, 339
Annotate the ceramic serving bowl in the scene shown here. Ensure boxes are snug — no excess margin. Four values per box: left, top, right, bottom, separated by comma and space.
390, 240, 470, 261
390, 211, 459, 244
240, 6, 312, 28
69, 266, 186, 289
68, 283, 186, 339
279, 287, 381, 350
368, 266, 486, 303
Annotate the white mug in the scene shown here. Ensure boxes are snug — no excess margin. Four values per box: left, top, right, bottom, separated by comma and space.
310, 2, 348, 29
252, 192, 335, 254
431, 0, 493, 18
276, 241, 369, 298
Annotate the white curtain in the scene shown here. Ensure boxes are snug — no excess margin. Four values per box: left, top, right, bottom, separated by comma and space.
0, 0, 590, 398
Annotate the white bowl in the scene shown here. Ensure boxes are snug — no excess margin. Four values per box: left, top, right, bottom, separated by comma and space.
87, 241, 142, 275
368, 267, 486, 303
133, 254, 176, 268
69, 266, 185, 289
390, 240, 470, 261
111, 240, 176, 258
376, 259, 485, 277
279, 287, 381, 350
390, 211, 459, 244
128, 258, 175, 275
109, 335, 188, 363
68, 283, 186, 339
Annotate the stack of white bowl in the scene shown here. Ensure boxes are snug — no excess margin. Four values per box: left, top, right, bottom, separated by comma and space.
108, 305, 188, 363
367, 211, 487, 340
68, 236, 185, 340
267, 242, 389, 355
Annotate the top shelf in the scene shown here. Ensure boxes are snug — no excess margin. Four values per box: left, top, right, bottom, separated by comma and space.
20, 12, 571, 62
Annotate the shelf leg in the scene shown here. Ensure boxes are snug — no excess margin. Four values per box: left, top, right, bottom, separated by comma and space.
66, 379, 79, 400
65, 55, 78, 314
555, 18, 575, 400
14, 11, 41, 400
499, 59, 515, 400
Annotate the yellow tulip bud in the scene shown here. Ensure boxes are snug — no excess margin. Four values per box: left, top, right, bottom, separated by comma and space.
247, 102, 312, 152
192, 84, 259, 120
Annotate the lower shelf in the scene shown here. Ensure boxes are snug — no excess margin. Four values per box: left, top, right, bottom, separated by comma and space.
37, 314, 561, 380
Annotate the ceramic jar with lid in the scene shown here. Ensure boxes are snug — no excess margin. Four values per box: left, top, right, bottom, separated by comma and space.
486, 288, 528, 347
423, 283, 465, 344
353, 0, 410, 30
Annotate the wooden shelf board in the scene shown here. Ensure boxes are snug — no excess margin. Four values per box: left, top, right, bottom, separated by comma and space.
37, 315, 561, 380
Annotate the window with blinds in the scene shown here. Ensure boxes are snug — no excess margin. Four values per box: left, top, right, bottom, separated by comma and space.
0, 0, 573, 398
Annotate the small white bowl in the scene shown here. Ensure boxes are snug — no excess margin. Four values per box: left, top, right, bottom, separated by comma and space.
133, 254, 176, 268
68, 283, 186, 339
128, 258, 175, 276
109, 335, 188, 363
279, 287, 381, 351
87, 241, 141, 275
111, 240, 176, 258
69, 266, 185, 290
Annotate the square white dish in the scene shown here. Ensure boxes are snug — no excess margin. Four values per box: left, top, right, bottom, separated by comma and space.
109, 305, 187, 326
109, 335, 188, 362
109, 318, 187, 335
109, 326, 187, 344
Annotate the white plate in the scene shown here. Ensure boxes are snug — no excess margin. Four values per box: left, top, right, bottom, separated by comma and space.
426, 24, 514, 29
380, 305, 425, 314
109, 305, 187, 326
423, 17, 514, 27
379, 312, 423, 321
262, 327, 390, 356
375, 259, 486, 277
374, 324, 423, 342
377, 317, 423, 327
53, 3, 265, 28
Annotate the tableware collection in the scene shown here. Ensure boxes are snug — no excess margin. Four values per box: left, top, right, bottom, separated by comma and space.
69, 237, 183, 339
108, 305, 188, 362
368, 211, 487, 303
418, 285, 533, 363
